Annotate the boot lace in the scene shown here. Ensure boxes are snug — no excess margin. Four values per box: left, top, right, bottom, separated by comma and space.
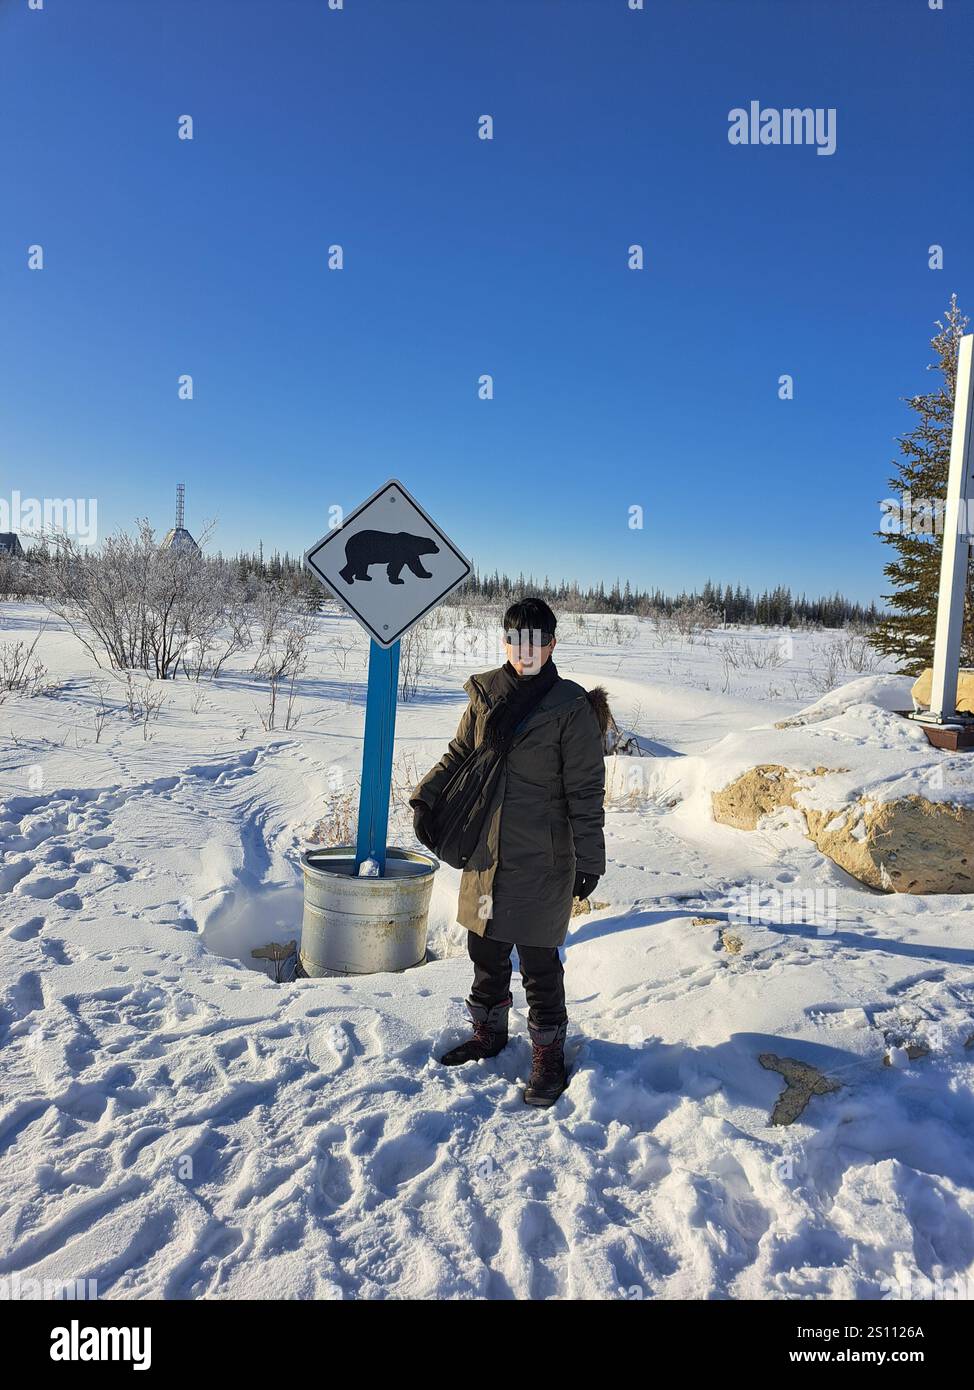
531, 1039, 563, 1080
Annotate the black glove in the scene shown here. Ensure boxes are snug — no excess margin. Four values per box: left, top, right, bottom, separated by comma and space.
411, 800, 436, 851
573, 870, 600, 900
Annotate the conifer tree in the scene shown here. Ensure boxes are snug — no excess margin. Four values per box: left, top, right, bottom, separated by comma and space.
873, 295, 973, 672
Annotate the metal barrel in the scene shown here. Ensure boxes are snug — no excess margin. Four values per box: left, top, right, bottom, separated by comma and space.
300, 846, 438, 976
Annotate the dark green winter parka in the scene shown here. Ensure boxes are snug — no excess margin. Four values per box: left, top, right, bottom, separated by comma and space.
411, 664, 607, 948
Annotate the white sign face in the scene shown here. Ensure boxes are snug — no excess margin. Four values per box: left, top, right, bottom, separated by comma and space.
304, 479, 472, 648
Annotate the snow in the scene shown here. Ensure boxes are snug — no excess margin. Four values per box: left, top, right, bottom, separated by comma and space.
2, 603, 973, 1301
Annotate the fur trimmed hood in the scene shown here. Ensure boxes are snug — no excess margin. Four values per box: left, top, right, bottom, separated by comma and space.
585, 685, 618, 748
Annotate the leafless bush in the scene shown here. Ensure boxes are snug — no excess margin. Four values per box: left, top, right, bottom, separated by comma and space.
179, 572, 252, 681
831, 627, 883, 674
609, 617, 637, 647
399, 617, 434, 702
91, 683, 112, 742
0, 630, 57, 698
805, 640, 844, 693
801, 630, 882, 693
41, 520, 241, 681
650, 611, 675, 647
604, 762, 678, 809
328, 633, 355, 673
308, 787, 358, 846
445, 605, 503, 667
720, 636, 788, 676
252, 583, 316, 730
671, 599, 721, 644
138, 685, 168, 739
116, 670, 169, 737
571, 615, 633, 648
391, 749, 424, 818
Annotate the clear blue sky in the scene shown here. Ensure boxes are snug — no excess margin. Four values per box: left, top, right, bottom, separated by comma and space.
3, 0, 972, 604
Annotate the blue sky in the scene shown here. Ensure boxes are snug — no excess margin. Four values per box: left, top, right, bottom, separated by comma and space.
3, 0, 972, 604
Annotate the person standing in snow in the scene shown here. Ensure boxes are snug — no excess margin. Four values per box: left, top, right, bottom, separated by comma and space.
410, 597, 608, 1106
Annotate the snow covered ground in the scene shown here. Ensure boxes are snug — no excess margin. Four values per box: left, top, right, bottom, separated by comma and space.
2, 602, 974, 1301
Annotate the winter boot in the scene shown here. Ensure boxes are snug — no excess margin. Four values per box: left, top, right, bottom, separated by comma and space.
523, 1020, 569, 1106
439, 994, 513, 1066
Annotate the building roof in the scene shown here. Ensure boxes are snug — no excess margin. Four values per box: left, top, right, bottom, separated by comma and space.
161, 527, 200, 554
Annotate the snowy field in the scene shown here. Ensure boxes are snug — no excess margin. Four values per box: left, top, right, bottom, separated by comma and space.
2, 602, 974, 1301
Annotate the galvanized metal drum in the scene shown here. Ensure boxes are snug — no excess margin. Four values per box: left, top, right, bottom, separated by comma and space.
300, 846, 438, 976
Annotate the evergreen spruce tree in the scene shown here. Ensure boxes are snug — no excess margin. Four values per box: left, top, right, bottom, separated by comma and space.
873, 295, 973, 673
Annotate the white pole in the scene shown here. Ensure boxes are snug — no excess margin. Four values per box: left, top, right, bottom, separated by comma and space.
927, 332, 974, 722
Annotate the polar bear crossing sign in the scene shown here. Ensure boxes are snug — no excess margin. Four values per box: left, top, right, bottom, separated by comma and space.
304, 479, 472, 648
304, 479, 472, 871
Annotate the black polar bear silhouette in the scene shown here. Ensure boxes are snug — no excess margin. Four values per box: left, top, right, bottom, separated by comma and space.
338, 529, 440, 585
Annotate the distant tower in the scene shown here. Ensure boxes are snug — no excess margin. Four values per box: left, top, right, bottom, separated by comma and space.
162, 482, 200, 554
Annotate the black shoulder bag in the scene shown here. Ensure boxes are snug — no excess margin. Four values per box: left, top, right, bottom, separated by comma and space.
425, 661, 559, 870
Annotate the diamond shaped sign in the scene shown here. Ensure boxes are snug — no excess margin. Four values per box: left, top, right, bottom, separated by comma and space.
304, 479, 472, 648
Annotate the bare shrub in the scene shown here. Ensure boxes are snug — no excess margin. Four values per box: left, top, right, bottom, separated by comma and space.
179, 571, 252, 681
41, 521, 244, 681
391, 749, 424, 819
399, 618, 434, 702
0, 630, 56, 698
139, 685, 168, 739
831, 626, 884, 674
720, 636, 788, 674
116, 671, 169, 738
805, 640, 844, 693
328, 633, 356, 673
604, 762, 679, 810
671, 599, 720, 644
609, 617, 637, 647
651, 611, 675, 647
91, 683, 112, 742
308, 787, 358, 847
252, 582, 316, 730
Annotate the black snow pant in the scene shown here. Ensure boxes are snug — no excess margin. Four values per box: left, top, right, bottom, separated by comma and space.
466, 931, 567, 1029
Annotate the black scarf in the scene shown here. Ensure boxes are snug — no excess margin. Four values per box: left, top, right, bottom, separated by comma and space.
482, 658, 560, 752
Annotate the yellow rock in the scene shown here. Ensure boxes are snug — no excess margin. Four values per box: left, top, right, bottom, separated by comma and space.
712, 768, 974, 895
570, 897, 609, 917
710, 763, 838, 830
804, 796, 974, 895
758, 1053, 841, 1125
911, 667, 974, 713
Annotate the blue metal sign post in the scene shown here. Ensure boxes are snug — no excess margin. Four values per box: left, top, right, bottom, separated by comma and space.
354, 639, 401, 874
305, 479, 472, 877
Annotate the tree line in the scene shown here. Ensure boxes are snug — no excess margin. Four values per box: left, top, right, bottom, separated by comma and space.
1, 536, 880, 632
457, 570, 879, 629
